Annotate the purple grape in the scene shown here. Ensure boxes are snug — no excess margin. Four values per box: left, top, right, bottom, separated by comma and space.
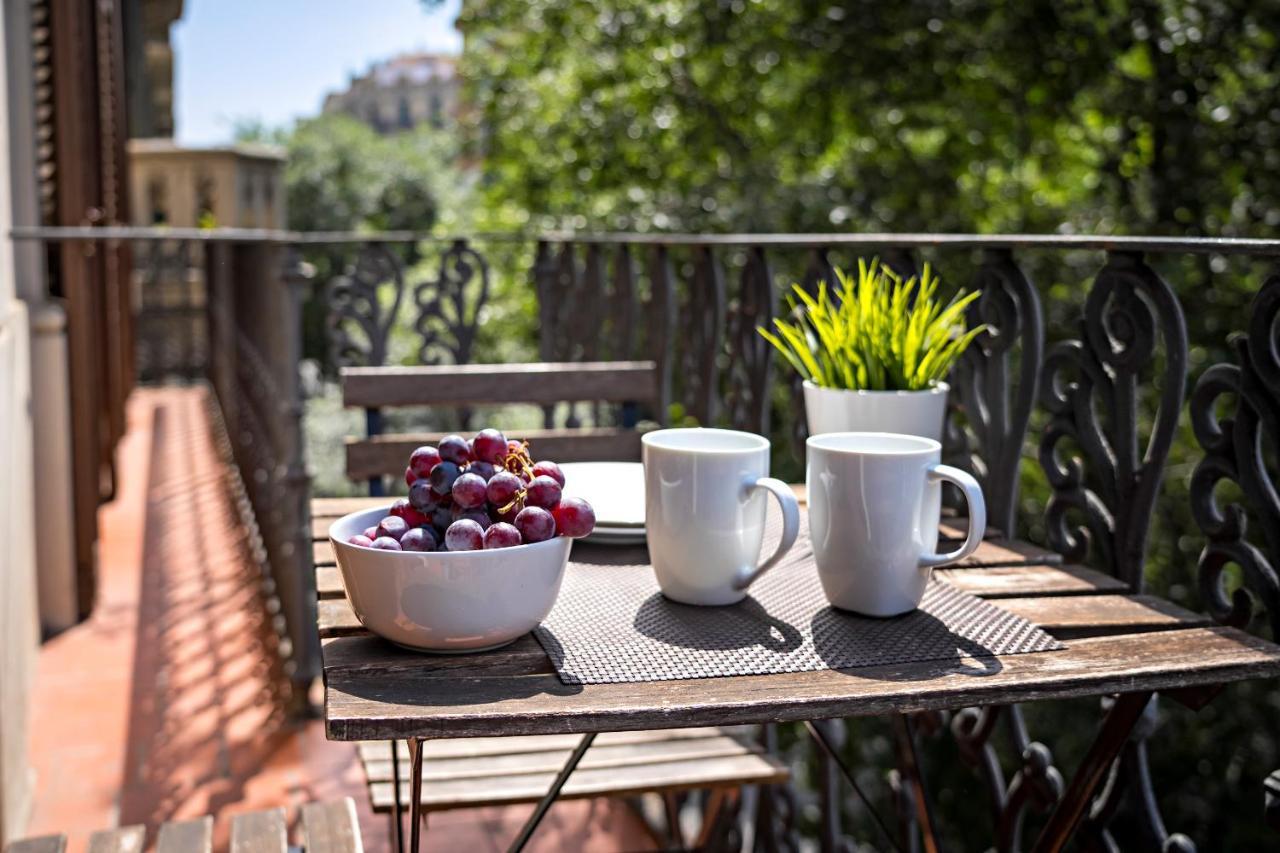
362, 525, 378, 540
531, 460, 565, 488
452, 506, 492, 530
525, 475, 562, 509
438, 434, 472, 465
347, 534, 374, 548
376, 515, 409, 541
400, 527, 437, 552
553, 497, 596, 538
409, 445, 442, 479
483, 522, 522, 549
430, 504, 453, 532
472, 428, 508, 464
467, 460, 497, 481
451, 472, 488, 508
486, 470, 523, 508
428, 460, 461, 495
444, 518, 485, 551
408, 479, 437, 511
371, 536, 402, 551
514, 506, 556, 543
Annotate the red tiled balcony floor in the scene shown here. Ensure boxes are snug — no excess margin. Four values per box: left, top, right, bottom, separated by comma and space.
25, 387, 650, 852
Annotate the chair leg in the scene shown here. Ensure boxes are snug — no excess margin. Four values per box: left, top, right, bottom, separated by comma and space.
693, 788, 739, 851
663, 792, 686, 850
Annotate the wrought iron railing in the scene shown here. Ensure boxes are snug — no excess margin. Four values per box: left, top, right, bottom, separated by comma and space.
14, 224, 1280, 850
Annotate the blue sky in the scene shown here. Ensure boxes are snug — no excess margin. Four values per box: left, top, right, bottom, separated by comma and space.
173, 0, 461, 145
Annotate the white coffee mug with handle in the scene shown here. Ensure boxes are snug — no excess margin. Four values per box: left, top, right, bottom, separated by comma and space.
643, 428, 801, 606
806, 432, 986, 616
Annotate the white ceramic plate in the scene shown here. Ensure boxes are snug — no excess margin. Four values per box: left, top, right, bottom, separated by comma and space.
583, 527, 648, 546
560, 461, 647, 545
559, 462, 646, 529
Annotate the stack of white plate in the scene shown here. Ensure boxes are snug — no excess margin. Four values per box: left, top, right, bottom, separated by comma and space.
559, 462, 646, 545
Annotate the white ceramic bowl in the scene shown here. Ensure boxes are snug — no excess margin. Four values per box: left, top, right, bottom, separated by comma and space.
329, 506, 571, 653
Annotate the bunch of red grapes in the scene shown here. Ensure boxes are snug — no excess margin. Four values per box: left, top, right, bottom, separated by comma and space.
346, 428, 596, 551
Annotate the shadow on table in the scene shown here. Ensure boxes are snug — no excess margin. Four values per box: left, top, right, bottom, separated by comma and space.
810, 607, 1004, 681
632, 592, 804, 653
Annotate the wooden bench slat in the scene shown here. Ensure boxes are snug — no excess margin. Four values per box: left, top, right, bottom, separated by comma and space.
342, 362, 658, 409
325, 626, 1280, 740
312, 496, 385, 518
958, 538, 1062, 568
356, 726, 750, 762
361, 732, 761, 783
368, 751, 789, 811
998, 594, 1209, 639
301, 799, 363, 853
87, 827, 146, 853
156, 817, 212, 853
938, 563, 1127, 597
4, 836, 66, 853
230, 808, 287, 853
318, 598, 364, 638
317, 566, 342, 596
346, 428, 644, 479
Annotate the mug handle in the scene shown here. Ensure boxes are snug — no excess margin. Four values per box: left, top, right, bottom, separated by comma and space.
732, 477, 801, 591
919, 464, 987, 568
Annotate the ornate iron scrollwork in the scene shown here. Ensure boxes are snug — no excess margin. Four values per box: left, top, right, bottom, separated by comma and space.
683, 245, 726, 426
725, 246, 774, 435
950, 704, 1063, 853
1189, 272, 1280, 639
788, 247, 837, 456
413, 238, 490, 367
951, 249, 1044, 537
1038, 252, 1191, 852
1038, 251, 1189, 590
325, 243, 405, 368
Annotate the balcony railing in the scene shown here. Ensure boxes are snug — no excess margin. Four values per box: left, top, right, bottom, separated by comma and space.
15, 224, 1280, 849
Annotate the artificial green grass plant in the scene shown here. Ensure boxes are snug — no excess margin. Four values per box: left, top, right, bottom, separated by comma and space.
758, 259, 986, 392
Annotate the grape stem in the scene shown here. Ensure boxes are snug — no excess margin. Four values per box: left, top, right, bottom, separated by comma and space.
497, 440, 535, 512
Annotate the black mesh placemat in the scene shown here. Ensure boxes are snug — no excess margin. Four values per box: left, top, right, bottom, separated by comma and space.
534, 514, 1063, 685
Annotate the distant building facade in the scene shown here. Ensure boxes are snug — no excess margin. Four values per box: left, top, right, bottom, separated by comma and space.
127, 139, 286, 228
323, 53, 459, 134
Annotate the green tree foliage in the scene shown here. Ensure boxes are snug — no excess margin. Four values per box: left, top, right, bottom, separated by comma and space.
459, 0, 1280, 238
268, 114, 450, 232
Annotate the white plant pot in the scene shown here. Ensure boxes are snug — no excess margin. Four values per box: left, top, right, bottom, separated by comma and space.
802, 380, 949, 442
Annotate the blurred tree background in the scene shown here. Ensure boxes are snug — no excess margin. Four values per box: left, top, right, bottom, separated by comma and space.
277, 0, 1280, 846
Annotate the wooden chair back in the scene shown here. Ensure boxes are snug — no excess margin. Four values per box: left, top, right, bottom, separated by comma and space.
341, 360, 661, 487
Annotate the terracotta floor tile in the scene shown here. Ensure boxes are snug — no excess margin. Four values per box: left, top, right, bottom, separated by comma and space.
25, 388, 652, 853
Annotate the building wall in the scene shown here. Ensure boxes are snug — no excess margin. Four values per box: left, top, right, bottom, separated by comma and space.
0, 0, 41, 841
322, 53, 460, 134
127, 142, 285, 228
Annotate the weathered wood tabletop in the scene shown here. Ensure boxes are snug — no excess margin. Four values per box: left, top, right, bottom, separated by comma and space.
311, 496, 1280, 743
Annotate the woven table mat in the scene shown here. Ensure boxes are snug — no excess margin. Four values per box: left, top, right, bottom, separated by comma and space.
534, 514, 1063, 685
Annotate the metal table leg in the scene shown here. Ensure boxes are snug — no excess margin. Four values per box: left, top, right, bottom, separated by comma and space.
507, 732, 597, 853
390, 739, 404, 853
1030, 690, 1154, 853
894, 714, 943, 853
805, 720, 904, 853
408, 738, 425, 853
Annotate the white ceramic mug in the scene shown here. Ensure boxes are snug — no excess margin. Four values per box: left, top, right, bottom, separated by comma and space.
643, 428, 801, 606
806, 432, 986, 616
